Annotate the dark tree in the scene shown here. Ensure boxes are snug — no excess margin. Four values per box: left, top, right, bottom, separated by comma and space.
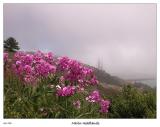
4, 37, 20, 52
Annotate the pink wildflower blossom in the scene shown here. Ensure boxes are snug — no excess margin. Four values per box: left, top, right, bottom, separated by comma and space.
56, 85, 75, 96
99, 99, 110, 113
86, 90, 101, 103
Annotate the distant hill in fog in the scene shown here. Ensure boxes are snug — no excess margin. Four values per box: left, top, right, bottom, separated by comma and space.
88, 66, 154, 91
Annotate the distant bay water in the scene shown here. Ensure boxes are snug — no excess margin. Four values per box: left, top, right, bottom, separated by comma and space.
133, 79, 157, 88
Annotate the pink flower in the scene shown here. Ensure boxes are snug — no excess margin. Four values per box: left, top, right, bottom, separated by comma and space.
90, 76, 99, 85
16, 61, 21, 66
44, 52, 54, 64
73, 100, 81, 109
24, 65, 32, 74
86, 90, 101, 103
11, 51, 99, 88
86, 90, 110, 113
22, 54, 33, 65
35, 61, 56, 77
56, 85, 75, 96
57, 56, 99, 87
12, 51, 56, 84
99, 99, 110, 113
13, 51, 26, 61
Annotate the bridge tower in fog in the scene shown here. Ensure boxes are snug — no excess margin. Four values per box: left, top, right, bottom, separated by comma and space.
97, 58, 103, 70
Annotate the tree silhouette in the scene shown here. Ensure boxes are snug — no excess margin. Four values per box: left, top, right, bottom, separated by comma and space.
4, 37, 20, 52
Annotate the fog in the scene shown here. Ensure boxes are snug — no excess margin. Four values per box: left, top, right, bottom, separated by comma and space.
3, 4, 157, 79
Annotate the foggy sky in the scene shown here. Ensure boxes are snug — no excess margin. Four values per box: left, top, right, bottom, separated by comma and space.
3, 4, 157, 79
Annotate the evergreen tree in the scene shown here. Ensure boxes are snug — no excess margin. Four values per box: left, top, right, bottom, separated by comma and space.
4, 37, 20, 52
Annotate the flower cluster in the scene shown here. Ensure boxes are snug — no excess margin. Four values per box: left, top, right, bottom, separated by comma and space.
4, 50, 111, 115
86, 90, 110, 113
12, 51, 98, 86
99, 99, 110, 113
57, 56, 99, 87
10, 51, 101, 101
12, 51, 56, 84
56, 85, 75, 96
86, 90, 101, 102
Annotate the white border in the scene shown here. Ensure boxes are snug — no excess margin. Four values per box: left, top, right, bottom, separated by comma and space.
0, 1, 159, 127
0, 0, 159, 3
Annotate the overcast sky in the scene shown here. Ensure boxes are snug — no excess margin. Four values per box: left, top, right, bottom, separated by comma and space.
3, 4, 157, 79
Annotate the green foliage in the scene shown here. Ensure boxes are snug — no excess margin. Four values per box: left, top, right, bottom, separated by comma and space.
4, 68, 156, 118
4, 37, 20, 52
4, 72, 103, 118
108, 85, 156, 118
